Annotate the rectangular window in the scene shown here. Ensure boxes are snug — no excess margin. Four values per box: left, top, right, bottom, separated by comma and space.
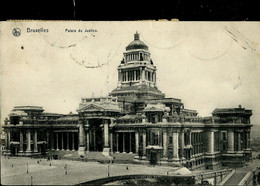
151, 132, 159, 145
223, 132, 226, 141
169, 136, 173, 144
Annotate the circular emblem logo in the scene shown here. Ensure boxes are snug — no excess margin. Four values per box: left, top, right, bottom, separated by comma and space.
12, 28, 21, 37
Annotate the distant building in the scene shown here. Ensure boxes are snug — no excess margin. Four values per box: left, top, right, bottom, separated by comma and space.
2, 32, 253, 169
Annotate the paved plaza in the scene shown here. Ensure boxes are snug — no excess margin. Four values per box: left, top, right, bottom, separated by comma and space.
1, 156, 179, 185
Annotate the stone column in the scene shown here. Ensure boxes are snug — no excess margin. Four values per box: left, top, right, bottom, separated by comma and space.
72, 133, 75, 151
104, 121, 109, 147
110, 133, 113, 153
163, 131, 168, 159
126, 71, 128, 81
123, 133, 126, 153
26, 130, 31, 153
78, 120, 86, 155
5, 131, 9, 151
140, 68, 142, 81
134, 70, 136, 81
93, 130, 96, 151
4, 130, 11, 153
129, 133, 132, 153
61, 132, 64, 150
246, 132, 251, 150
237, 132, 241, 151
116, 133, 119, 153
245, 132, 248, 149
158, 131, 162, 146
67, 133, 70, 151
34, 131, 38, 152
135, 132, 139, 154
189, 132, 192, 145
86, 132, 90, 153
208, 131, 214, 154
102, 120, 110, 157
248, 132, 251, 149
180, 131, 185, 158
135, 132, 139, 159
118, 70, 121, 81
46, 131, 49, 150
142, 68, 145, 81
173, 132, 179, 160
56, 133, 59, 150
7, 130, 11, 149
19, 131, 24, 153
228, 130, 234, 152
51, 133, 54, 150
142, 132, 146, 158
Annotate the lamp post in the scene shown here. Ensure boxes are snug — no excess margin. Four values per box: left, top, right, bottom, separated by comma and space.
107, 165, 110, 177
27, 163, 28, 174
31, 176, 33, 186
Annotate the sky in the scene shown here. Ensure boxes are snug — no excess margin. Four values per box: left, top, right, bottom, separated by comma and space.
1, 21, 260, 125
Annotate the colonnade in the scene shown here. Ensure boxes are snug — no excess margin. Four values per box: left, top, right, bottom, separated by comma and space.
111, 130, 180, 161
53, 132, 77, 151
125, 52, 150, 62
227, 130, 251, 152
17, 130, 38, 153
4, 126, 251, 162
119, 68, 156, 83
114, 132, 135, 154
205, 129, 251, 154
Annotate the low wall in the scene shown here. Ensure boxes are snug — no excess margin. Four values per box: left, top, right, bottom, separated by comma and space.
76, 174, 195, 185
238, 167, 260, 186
196, 169, 233, 185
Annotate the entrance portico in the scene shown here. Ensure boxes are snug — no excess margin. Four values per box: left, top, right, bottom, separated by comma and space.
76, 97, 121, 156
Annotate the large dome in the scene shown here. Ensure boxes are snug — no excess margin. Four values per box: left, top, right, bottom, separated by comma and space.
126, 32, 148, 51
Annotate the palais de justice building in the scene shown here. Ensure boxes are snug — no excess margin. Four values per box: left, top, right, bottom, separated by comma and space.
2, 32, 253, 169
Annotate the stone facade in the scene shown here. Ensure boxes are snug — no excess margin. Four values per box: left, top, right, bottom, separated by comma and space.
2, 33, 253, 169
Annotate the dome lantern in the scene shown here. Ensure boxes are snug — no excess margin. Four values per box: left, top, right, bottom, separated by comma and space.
134, 31, 140, 40
126, 32, 148, 51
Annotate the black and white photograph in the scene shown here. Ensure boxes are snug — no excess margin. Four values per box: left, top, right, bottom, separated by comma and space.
0, 21, 260, 185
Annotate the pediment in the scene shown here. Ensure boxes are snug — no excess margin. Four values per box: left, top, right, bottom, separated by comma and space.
78, 104, 105, 112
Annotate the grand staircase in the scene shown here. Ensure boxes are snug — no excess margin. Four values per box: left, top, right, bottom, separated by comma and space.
48, 150, 136, 164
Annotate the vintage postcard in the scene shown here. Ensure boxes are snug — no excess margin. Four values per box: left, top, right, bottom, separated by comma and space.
0, 21, 260, 185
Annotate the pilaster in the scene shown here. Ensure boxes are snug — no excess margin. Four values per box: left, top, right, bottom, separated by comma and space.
162, 131, 168, 160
